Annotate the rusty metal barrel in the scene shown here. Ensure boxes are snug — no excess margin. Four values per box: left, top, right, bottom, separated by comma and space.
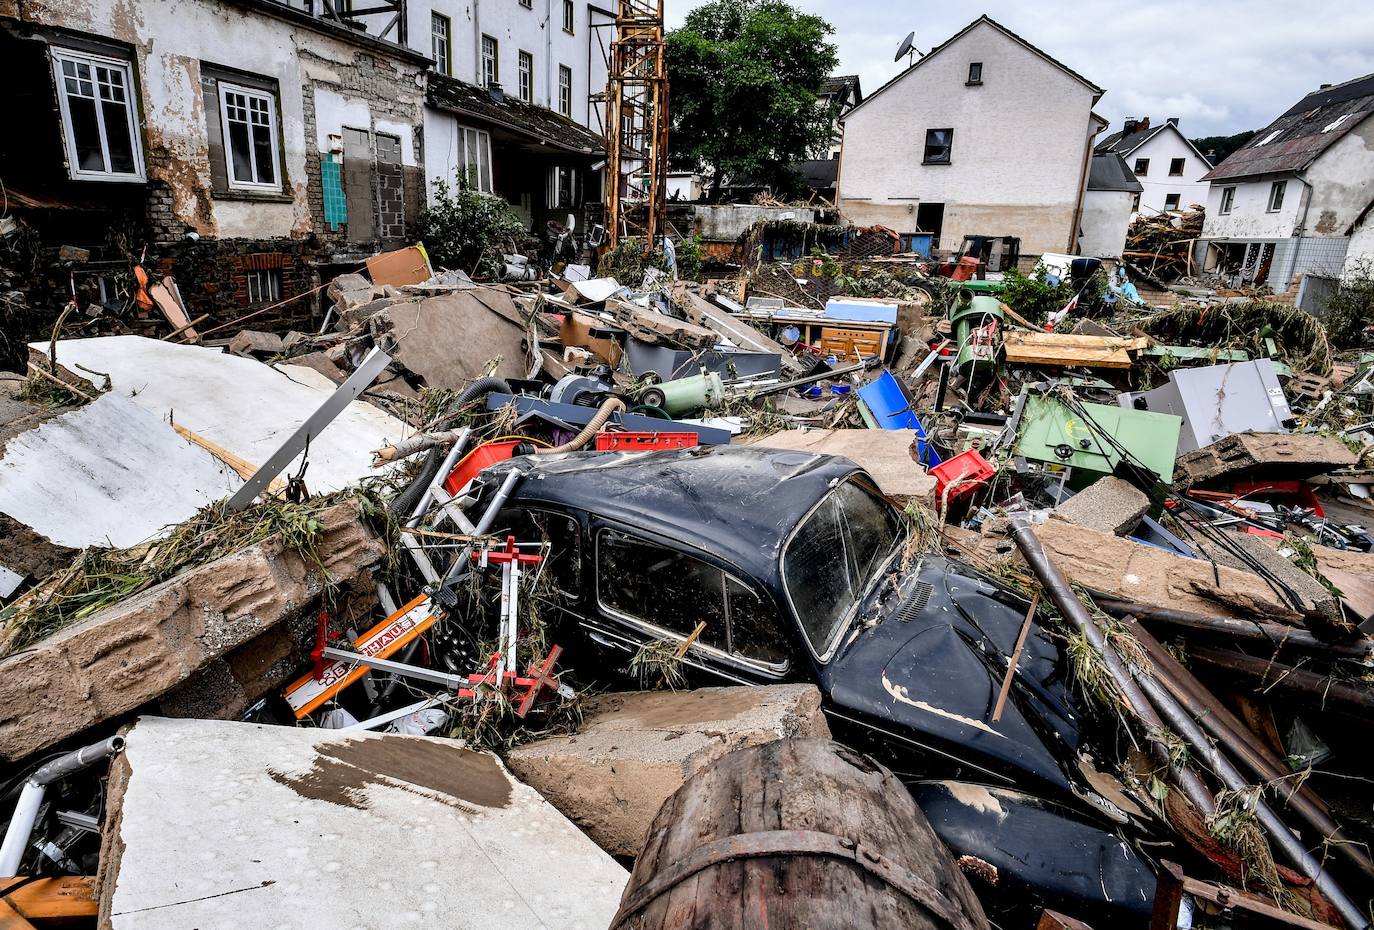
610, 738, 989, 930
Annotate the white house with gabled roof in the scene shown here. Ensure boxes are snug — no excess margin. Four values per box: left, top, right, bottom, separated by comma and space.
1095, 116, 1212, 219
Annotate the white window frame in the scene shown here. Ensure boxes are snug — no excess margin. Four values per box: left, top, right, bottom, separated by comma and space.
518, 50, 533, 103
217, 81, 281, 192
481, 34, 498, 87
1164, 192, 1181, 211
1219, 186, 1235, 214
548, 164, 578, 208
562, 0, 575, 34
245, 268, 282, 304
431, 12, 451, 76
558, 65, 572, 117
457, 124, 494, 194
50, 47, 145, 182
1267, 180, 1286, 213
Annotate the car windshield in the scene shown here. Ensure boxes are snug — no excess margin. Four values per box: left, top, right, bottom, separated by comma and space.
783, 478, 906, 658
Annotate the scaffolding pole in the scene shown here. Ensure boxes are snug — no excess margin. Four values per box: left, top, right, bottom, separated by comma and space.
602, 0, 668, 252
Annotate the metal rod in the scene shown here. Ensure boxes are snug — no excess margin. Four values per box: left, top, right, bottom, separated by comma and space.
1131, 666, 1370, 929
1121, 616, 1374, 882
0, 735, 124, 876
341, 697, 442, 733
438, 469, 523, 588
1188, 646, 1374, 719
321, 647, 467, 690
1096, 597, 1374, 664
1008, 517, 1215, 814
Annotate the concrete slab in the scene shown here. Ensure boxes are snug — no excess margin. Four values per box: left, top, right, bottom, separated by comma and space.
0, 501, 382, 761
1176, 431, 1359, 487
1052, 476, 1150, 536
0, 392, 241, 548
744, 428, 936, 501
506, 685, 829, 856
29, 336, 406, 497
100, 717, 627, 930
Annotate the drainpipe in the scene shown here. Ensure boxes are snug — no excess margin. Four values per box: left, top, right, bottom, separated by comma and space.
473, 0, 482, 84
545, 0, 554, 110
1068, 116, 1096, 254
1282, 175, 1314, 289
0, 736, 125, 876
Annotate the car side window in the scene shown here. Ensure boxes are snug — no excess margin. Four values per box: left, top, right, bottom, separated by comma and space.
725, 577, 789, 665
597, 529, 728, 649
491, 508, 581, 597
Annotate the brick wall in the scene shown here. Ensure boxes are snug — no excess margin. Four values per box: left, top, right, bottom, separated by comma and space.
151, 239, 322, 334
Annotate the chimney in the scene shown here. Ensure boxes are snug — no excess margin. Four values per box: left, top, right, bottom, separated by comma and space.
487, 83, 504, 103
1123, 118, 1139, 134
1166, 116, 1179, 127
1320, 83, 1333, 89
1137, 116, 1151, 131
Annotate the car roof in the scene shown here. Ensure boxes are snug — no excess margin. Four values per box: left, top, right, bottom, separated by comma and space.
484, 445, 864, 579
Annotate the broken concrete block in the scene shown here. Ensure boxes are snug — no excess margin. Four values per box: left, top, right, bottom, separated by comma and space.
1224, 533, 1342, 629
99, 717, 627, 929
505, 685, 830, 856
0, 501, 383, 762
281, 330, 310, 350
280, 350, 346, 385
1032, 518, 1303, 623
368, 290, 530, 387
1052, 477, 1150, 535
227, 329, 284, 357
1176, 431, 1358, 487
325, 272, 371, 303
334, 287, 382, 313
745, 428, 936, 501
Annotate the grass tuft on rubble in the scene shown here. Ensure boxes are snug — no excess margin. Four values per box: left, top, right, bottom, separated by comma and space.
628, 637, 688, 691
1137, 301, 1334, 375
0, 494, 342, 658
1207, 786, 1289, 906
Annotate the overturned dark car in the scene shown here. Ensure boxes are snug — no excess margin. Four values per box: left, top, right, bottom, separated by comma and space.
469, 445, 1159, 925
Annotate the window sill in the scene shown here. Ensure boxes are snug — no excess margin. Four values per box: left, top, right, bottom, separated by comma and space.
965, 80, 982, 86
563, 28, 574, 35
212, 188, 294, 204
922, 160, 952, 167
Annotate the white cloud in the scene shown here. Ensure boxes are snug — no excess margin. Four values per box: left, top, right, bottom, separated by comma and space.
663, 0, 1374, 137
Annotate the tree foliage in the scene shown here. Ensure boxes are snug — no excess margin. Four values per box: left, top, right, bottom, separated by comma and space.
1190, 130, 1257, 166
666, 0, 838, 196
417, 178, 527, 278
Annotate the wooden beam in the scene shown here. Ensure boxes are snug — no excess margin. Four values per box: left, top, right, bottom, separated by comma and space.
0, 876, 97, 920
1002, 331, 1141, 369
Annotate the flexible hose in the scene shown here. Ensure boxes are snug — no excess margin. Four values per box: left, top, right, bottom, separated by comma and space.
389, 376, 512, 515
538, 397, 625, 454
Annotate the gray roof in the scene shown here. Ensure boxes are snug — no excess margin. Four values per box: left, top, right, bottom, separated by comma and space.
426, 74, 602, 154
1202, 72, 1374, 182
1095, 123, 1162, 156
1087, 153, 1143, 192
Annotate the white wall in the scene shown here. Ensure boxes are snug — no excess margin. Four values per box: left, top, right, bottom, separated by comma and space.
1300, 114, 1374, 237
1123, 125, 1210, 218
410, 0, 607, 131
837, 20, 1099, 256
1201, 175, 1305, 240
1080, 189, 1133, 258
1344, 212, 1374, 277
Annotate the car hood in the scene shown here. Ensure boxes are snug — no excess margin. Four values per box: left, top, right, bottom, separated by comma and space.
819, 554, 1085, 801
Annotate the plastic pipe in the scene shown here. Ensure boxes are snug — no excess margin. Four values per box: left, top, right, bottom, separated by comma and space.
0, 735, 124, 876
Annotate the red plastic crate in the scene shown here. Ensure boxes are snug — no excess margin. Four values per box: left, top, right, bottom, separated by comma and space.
929, 448, 996, 506
595, 431, 699, 452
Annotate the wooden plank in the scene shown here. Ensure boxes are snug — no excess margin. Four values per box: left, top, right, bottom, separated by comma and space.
0, 876, 97, 920
1002, 331, 1136, 369
172, 423, 288, 496
149, 277, 199, 344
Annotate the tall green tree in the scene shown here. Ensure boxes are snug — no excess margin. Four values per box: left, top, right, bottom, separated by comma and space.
666, 0, 838, 198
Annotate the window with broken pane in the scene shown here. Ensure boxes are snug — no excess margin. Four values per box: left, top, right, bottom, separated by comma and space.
923, 128, 952, 165
219, 83, 279, 189
52, 49, 143, 181
597, 530, 727, 651
489, 509, 581, 597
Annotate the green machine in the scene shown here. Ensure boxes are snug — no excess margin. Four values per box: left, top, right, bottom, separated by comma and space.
948, 291, 1004, 376
1012, 390, 1182, 483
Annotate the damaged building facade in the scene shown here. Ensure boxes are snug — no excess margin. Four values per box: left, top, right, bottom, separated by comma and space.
0, 0, 429, 344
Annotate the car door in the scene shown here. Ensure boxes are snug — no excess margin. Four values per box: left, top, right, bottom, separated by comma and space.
589, 522, 795, 686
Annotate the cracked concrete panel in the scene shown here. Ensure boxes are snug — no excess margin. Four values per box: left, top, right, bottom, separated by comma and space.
0, 392, 241, 548
99, 718, 627, 930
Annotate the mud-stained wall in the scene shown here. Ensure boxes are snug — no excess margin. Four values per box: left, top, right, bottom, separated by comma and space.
2, 0, 426, 244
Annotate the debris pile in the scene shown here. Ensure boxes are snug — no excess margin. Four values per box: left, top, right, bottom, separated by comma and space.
3, 236, 1373, 930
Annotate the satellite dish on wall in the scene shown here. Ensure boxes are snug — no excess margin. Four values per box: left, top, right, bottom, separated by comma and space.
893, 32, 916, 64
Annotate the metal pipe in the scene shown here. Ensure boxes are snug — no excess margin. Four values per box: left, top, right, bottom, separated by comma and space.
1188, 647, 1374, 719
1008, 517, 1215, 814
438, 468, 523, 589
1096, 597, 1374, 664
1131, 668, 1370, 930
1122, 617, 1374, 882
0, 735, 124, 876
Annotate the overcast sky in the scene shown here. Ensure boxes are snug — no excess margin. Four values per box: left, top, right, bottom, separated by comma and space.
663, 0, 1374, 138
